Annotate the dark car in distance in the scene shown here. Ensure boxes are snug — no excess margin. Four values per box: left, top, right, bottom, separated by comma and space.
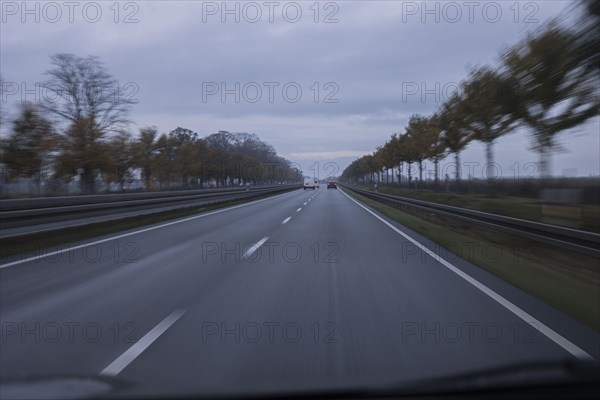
327, 181, 337, 189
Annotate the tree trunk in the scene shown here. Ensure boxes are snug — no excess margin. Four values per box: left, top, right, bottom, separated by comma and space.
81, 167, 96, 194
418, 160, 423, 189
407, 162, 412, 188
485, 141, 495, 183
144, 167, 152, 190
35, 166, 42, 196
434, 158, 439, 191
539, 147, 550, 179
398, 163, 403, 187
454, 152, 461, 182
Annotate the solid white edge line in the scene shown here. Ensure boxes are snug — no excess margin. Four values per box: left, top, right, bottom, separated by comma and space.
244, 236, 269, 259
282, 217, 292, 225
340, 189, 594, 361
0, 190, 299, 269
100, 309, 187, 376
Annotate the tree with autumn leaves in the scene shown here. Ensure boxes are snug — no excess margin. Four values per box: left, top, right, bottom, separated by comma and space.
341, 6, 599, 188
1, 55, 300, 195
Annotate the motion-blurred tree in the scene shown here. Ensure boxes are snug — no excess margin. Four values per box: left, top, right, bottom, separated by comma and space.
1, 102, 59, 194
575, 0, 600, 72
41, 54, 135, 193
461, 67, 519, 183
132, 127, 158, 190
425, 114, 446, 188
385, 134, 401, 184
405, 114, 439, 188
374, 143, 394, 184
54, 117, 111, 193
439, 93, 472, 183
397, 132, 418, 188
0, 75, 6, 127
107, 131, 134, 191
154, 133, 179, 189
504, 24, 599, 178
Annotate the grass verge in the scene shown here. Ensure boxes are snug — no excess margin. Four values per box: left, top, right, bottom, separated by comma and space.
347, 190, 600, 332
358, 185, 600, 233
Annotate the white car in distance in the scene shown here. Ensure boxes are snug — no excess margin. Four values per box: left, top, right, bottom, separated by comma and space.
304, 177, 316, 190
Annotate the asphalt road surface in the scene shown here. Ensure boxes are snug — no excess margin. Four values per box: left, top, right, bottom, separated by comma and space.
1, 188, 598, 398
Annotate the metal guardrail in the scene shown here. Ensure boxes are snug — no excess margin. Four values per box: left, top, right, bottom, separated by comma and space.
342, 185, 600, 258
0, 184, 302, 232
0, 186, 281, 210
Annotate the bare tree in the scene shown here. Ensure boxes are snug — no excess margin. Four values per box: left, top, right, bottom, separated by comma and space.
41, 54, 134, 193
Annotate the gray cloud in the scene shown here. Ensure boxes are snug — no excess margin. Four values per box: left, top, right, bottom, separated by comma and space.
2, 0, 596, 177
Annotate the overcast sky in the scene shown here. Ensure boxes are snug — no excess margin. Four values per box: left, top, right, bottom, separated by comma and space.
1, 0, 598, 179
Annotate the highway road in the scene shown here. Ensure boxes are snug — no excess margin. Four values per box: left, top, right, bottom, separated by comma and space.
1, 188, 599, 398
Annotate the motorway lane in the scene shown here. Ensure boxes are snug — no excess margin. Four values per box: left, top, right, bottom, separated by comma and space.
0, 189, 312, 378
1, 189, 308, 309
0, 187, 598, 397
108, 187, 597, 397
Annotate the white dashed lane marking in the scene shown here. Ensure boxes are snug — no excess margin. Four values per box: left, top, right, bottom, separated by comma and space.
244, 236, 269, 259
100, 309, 187, 376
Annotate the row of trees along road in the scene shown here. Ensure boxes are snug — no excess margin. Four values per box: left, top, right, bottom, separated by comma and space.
341, 2, 599, 189
0, 55, 301, 195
